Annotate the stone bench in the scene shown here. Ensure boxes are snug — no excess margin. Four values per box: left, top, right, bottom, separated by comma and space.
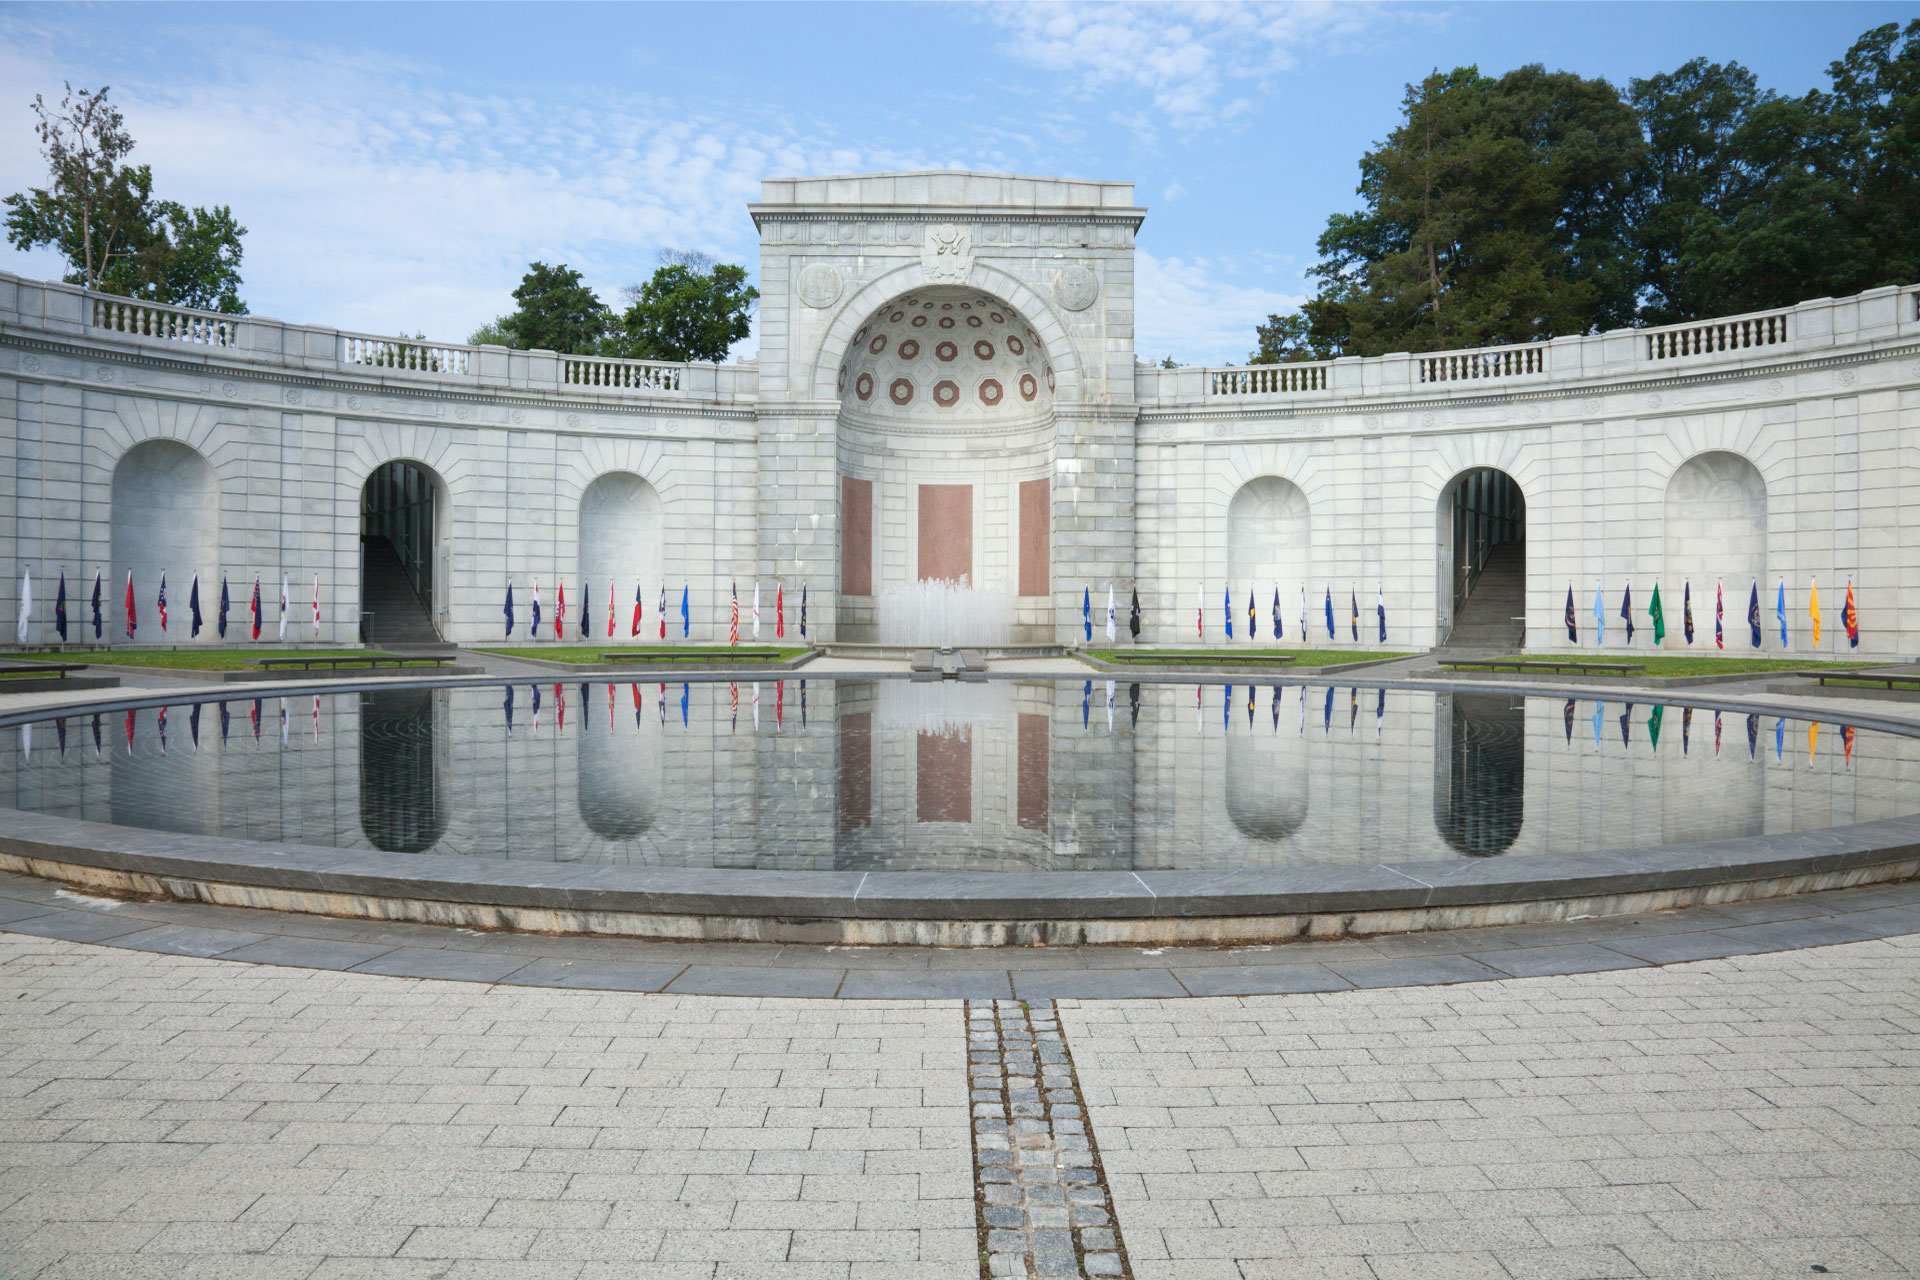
1442, 658, 1646, 676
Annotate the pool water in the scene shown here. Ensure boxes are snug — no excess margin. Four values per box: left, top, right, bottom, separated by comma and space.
2, 679, 1914, 873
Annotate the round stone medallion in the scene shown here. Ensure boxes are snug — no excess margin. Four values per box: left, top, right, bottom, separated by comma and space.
796, 264, 841, 309
1054, 265, 1098, 311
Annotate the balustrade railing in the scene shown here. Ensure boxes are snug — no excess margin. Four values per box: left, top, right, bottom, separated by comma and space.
340, 334, 474, 375
1645, 311, 1788, 360
1207, 363, 1328, 396
562, 354, 685, 393
90, 298, 238, 347
1419, 344, 1548, 383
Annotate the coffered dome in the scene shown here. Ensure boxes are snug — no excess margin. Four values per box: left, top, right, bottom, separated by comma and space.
837, 287, 1053, 427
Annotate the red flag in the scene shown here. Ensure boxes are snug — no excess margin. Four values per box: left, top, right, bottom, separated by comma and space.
124, 709, 135, 752
250, 576, 262, 640
157, 572, 168, 632
776, 584, 785, 638
632, 583, 643, 637
730, 583, 739, 646
1844, 580, 1859, 647
607, 580, 615, 639
124, 571, 136, 638
555, 683, 565, 731
555, 582, 566, 639
607, 681, 615, 730
776, 679, 784, 728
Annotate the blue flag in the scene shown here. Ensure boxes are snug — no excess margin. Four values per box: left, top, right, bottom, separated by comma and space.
188, 573, 202, 638
1565, 585, 1577, 643
502, 685, 514, 735
1774, 716, 1784, 762
1272, 587, 1282, 640
1324, 587, 1334, 639
217, 575, 229, 638
1776, 579, 1788, 647
800, 583, 808, 638
503, 582, 515, 637
1593, 583, 1605, 646
1377, 587, 1386, 643
1592, 700, 1604, 746
680, 682, 689, 727
530, 586, 541, 637
1350, 588, 1359, 641
1620, 584, 1634, 644
680, 584, 690, 638
1748, 579, 1762, 648
580, 585, 590, 638
1223, 585, 1232, 639
1322, 684, 1334, 732
1082, 586, 1091, 642
91, 570, 103, 639
1682, 581, 1693, 644
54, 571, 67, 642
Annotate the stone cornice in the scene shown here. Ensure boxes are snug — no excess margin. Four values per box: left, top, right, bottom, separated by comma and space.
751, 206, 1146, 233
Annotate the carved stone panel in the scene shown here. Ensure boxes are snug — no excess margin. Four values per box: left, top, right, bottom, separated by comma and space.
796, 264, 841, 309
921, 224, 972, 284
1054, 264, 1098, 312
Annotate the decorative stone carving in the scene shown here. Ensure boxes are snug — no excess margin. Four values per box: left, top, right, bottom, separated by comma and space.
283, 388, 301, 406
796, 264, 841, 308
1054, 264, 1098, 312
20, 355, 41, 373
221, 382, 239, 399
921, 224, 972, 284
511, 409, 527, 425
1766, 379, 1784, 396
95, 365, 114, 382
566, 412, 582, 428
1838, 368, 1858, 387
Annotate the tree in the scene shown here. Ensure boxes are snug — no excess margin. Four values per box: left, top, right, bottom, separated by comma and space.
4, 83, 247, 313
607, 252, 758, 363
498, 262, 609, 354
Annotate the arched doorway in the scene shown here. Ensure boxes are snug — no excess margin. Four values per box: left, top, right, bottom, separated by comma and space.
1437, 468, 1525, 648
111, 440, 218, 645
360, 461, 444, 644
833, 287, 1056, 644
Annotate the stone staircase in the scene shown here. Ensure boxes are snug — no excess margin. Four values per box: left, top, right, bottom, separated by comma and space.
359, 536, 441, 646
1442, 543, 1526, 649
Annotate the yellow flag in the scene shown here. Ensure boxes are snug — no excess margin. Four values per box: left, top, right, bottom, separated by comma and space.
1808, 721, 1819, 763
1809, 577, 1821, 648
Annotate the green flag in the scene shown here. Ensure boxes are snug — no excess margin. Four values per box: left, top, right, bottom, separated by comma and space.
1649, 583, 1666, 644
1648, 704, 1664, 752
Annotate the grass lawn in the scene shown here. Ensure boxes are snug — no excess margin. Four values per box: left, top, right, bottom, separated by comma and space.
2, 648, 372, 672
475, 645, 811, 664
1471, 654, 1887, 677
1086, 648, 1411, 666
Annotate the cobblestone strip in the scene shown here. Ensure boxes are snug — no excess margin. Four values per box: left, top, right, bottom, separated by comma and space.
968, 998, 1132, 1279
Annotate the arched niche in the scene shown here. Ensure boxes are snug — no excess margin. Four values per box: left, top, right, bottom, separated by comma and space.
1433, 692, 1524, 857
577, 701, 661, 840
579, 473, 663, 626
1227, 477, 1311, 606
111, 440, 218, 640
358, 687, 448, 854
1664, 452, 1766, 597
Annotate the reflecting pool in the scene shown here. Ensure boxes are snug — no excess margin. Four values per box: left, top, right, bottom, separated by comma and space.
2, 679, 1915, 873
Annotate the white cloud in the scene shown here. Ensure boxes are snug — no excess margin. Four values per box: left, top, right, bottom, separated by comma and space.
984, 1, 1391, 130
1134, 251, 1302, 367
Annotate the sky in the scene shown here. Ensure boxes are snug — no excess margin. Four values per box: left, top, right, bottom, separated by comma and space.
1, 1, 1910, 366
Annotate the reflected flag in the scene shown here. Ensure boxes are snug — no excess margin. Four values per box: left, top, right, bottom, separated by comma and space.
1714, 710, 1722, 757
188, 573, 201, 639
250, 698, 261, 743
531, 682, 541, 732
217, 702, 229, 747
680, 682, 689, 727
1376, 687, 1385, 734
1132, 682, 1143, 728
503, 581, 515, 637
1682, 706, 1692, 755
1246, 683, 1254, 730
125, 570, 137, 638
91, 570, 103, 640
1648, 704, 1664, 752
799, 679, 807, 727
158, 572, 168, 633
56, 715, 68, 760
1843, 723, 1856, 766
1592, 700, 1604, 746
17, 723, 28, 763
249, 575, 262, 641
752, 680, 760, 730
1195, 684, 1202, 735
555, 683, 565, 733
55, 570, 67, 642
1349, 686, 1358, 732
530, 580, 542, 638
729, 682, 738, 732
1619, 702, 1632, 749
1324, 587, 1334, 639
1777, 578, 1789, 648
189, 702, 201, 751
1564, 697, 1575, 744
1746, 712, 1758, 760
91, 711, 103, 758
125, 708, 136, 754
312, 694, 320, 742
159, 705, 169, 755
1748, 579, 1762, 648
607, 681, 614, 731
1322, 684, 1333, 733
1649, 583, 1665, 645
1090, 679, 1099, 732
776, 679, 785, 729
1271, 683, 1281, 732
1774, 716, 1784, 762
1844, 579, 1859, 648
278, 698, 286, 747
1715, 580, 1724, 649
1131, 587, 1142, 640
1565, 585, 1578, 643
1809, 577, 1822, 649
1807, 721, 1819, 763
1620, 583, 1633, 645
1683, 581, 1694, 644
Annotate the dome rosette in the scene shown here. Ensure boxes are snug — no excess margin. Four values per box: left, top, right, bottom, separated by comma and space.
838, 286, 1052, 428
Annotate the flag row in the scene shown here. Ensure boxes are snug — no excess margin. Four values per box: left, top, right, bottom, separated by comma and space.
1564, 577, 1861, 649
14, 569, 322, 644
502, 580, 808, 643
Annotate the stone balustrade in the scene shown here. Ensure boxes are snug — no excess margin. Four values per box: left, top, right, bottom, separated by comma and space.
1208, 363, 1328, 397
89, 297, 239, 348
339, 332, 475, 376
1644, 310, 1789, 361
562, 354, 685, 393
1419, 343, 1548, 383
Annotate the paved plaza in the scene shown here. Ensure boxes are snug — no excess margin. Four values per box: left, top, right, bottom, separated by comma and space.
0, 882, 1915, 1279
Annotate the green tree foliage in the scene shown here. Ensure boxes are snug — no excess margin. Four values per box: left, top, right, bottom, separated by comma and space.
498, 262, 609, 354
4, 84, 247, 313
606, 251, 758, 363
1253, 20, 1920, 360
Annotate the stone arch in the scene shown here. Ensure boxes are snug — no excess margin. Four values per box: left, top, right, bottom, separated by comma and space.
358, 456, 452, 643
1434, 465, 1527, 647
578, 691, 661, 840
111, 439, 219, 641
578, 473, 664, 633
810, 261, 1083, 404
1664, 451, 1766, 600
1226, 477, 1311, 624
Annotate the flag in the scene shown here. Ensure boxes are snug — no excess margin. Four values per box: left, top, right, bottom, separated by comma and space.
555, 581, 566, 640
189, 702, 200, 750
249, 575, 261, 641
312, 574, 321, 637
1648, 704, 1663, 752
1085, 585, 1094, 642
1746, 712, 1757, 760
776, 583, 785, 639
1844, 579, 1858, 648
1777, 579, 1788, 648
278, 576, 288, 641
1563, 697, 1574, 744
503, 684, 514, 735
632, 582, 643, 638
1350, 587, 1358, 642
800, 584, 808, 639
659, 584, 667, 639
1224, 584, 1232, 640
1130, 587, 1141, 639
1809, 577, 1821, 648
1682, 706, 1691, 754
730, 582, 738, 646
531, 580, 542, 637
1620, 583, 1633, 644
1272, 587, 1282, 640
1106, 584, 1116, 642
1843, 723, 1856, 765
1377, 587, 1386, 643
681, 584, 690, 639
1300, 585, 1307, 641
55, 570, 67, 642
1649, 583, 1665, 644
1247, 587, 1254, 640
1324, 586, 1334, 639
1748, 579, 1761, 648
503, 581, 515, 636
125, 570, 137, 638
752, 582, 761, 639
1619, 702, 1632, 749
91, 570, 103, 639
1565, 585, 1577, 643
1683, 581, 1694, 644
578, 582, 589, 639
158, 572, 168, 633
1592, 700, 1604, 746
14, 567, 28, 644
1715, 580, 1724, 649
607, 580, 616, 639
217, 575, 229, 637
1807, 721, 1819, 763
1593, 583, 1605, 646
1774, 716, 1784, 762
1195, 583, 1203, 639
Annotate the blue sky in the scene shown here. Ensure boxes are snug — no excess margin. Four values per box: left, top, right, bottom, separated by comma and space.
1, 1, 1909, 364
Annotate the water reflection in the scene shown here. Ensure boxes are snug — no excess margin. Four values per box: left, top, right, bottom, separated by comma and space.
1434, 692, 1525, 857
359, 688, 447, 853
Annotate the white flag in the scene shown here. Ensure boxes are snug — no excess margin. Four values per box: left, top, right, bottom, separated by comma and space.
16, 566, 30, 644
752, 583, 761, 639
312, 575, 321, 637
1105, 585, 1115, 642
278, 576, 289, 641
